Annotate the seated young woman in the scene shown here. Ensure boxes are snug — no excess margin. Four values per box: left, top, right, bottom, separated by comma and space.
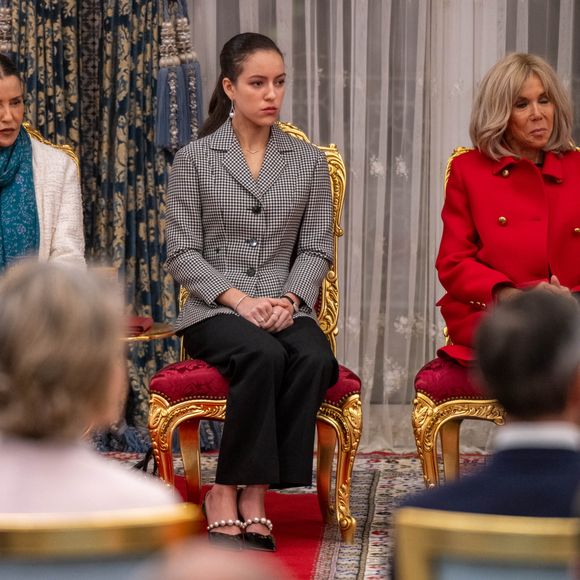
165, 32, 339, 551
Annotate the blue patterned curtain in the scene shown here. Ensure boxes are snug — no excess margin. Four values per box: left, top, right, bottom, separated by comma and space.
11, 0, 220, 452
13, 1, 80, 148
83, 1, 179, 451
11, 0, 198, 451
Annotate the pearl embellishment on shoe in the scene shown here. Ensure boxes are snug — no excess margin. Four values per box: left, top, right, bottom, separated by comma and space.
207, 519, 244, 532
244, 517, 273, 531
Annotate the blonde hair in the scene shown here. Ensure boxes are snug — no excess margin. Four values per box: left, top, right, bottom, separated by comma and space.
0, 261, 126, 440
470, 53, 574, 160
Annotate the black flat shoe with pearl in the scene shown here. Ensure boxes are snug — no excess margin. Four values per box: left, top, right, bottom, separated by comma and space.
203, 497, 244, 550
242, 516, 276, 552
207, 528, 244, 550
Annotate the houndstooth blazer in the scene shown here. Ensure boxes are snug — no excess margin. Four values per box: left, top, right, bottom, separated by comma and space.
165, 120, 334, 333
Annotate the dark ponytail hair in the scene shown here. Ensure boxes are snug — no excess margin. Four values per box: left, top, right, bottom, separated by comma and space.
0, 54, 21, 81
199, 33, 283, 138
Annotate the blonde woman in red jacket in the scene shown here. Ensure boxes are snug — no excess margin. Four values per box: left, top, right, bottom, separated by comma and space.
437, 53, 580, 365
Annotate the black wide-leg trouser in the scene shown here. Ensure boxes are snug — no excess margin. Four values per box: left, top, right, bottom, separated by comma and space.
182, 314, 339, 488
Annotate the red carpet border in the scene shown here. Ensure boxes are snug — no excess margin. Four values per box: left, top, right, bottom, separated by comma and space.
106, 451, 489, 579
173, 479, 323, 579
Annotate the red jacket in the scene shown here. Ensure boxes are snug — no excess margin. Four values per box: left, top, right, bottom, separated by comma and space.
436, 148, 580, 363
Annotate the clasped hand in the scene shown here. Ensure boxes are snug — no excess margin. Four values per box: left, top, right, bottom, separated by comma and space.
496, 275, 573, 302
236, 296, 294, 333
533, 275, 572, 298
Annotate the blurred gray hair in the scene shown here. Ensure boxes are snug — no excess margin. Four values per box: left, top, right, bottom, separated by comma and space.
0, 261, 126, 439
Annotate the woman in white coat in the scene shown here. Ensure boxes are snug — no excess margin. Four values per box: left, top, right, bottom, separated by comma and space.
0, 54, 84, 269
166, 32, 338, 551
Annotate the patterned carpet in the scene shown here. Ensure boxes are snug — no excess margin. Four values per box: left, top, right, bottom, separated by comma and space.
106, 451, 488, 579
315, 452, 487, 578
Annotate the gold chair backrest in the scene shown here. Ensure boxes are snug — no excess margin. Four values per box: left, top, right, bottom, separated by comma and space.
441, 147, 472, 346
23, 121, 80, 169
178, 121, 346, 355
395, 507, 578, 580
0, 503, 201, 559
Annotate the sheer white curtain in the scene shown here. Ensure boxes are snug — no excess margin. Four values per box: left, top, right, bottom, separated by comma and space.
187, 0, 579, 450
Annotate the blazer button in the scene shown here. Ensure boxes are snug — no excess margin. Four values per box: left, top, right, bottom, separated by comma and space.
498, 216, 508, 226
246, 267, 256, 277
247, 238, 258, 248
501, 169, 510, 177
251, 205, 262, 214
573, 228, 580, 235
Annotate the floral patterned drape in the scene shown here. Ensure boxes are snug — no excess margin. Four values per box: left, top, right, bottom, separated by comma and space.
13, 1, 79, 147
88, 0, 179, 450
11, 0, 191, 451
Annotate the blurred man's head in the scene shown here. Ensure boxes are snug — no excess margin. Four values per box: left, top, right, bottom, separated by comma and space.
475, 291, 580, 422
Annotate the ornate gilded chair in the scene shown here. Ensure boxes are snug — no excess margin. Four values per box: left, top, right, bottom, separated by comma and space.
148, 122, 362, 543
412, 148, 506, 488
23, 122, 79, 166
0, 503, 202, 578
412, 356, 505, 487
395, 507, 577, 579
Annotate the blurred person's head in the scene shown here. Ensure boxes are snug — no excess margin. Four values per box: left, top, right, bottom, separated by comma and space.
0, 261, 127, 440
475, 291, 580, 422
470, 52, 573, 161
137, 538, 293, 580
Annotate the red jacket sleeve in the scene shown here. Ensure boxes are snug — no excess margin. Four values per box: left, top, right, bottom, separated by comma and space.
435, 154, 513, 307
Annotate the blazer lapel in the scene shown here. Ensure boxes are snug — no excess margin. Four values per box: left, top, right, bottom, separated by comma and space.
256, 125, 292, 195
212, 122, 294, 200
212, 121, 262, 198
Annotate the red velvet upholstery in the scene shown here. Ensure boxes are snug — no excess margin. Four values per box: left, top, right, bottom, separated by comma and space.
414, 356, 488, 404
150, 359, 229, 402
325, 365, 361, 405
150, 360, 361, 406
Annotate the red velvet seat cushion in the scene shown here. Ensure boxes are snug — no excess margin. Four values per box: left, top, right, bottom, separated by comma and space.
150, 360, 361, 407
414, 356, 489, 404
150, 359, 229, 402
325, 365, 361, 405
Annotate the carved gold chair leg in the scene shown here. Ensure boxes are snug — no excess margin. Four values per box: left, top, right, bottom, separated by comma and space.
440, 419, 462, 483
334, 448, 357, 543
148, 395, 176, 487
318, 395, 362, 544
412, 393, 441, 487
413, 390, 507, 487
179, 419, 203, 504
316, 420, 337, 523
419, 439, 441, 488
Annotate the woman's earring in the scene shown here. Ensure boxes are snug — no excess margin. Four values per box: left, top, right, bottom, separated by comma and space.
229, 101, 235, 119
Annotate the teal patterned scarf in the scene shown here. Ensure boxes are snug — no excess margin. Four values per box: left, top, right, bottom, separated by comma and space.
0, 127, 39, 270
